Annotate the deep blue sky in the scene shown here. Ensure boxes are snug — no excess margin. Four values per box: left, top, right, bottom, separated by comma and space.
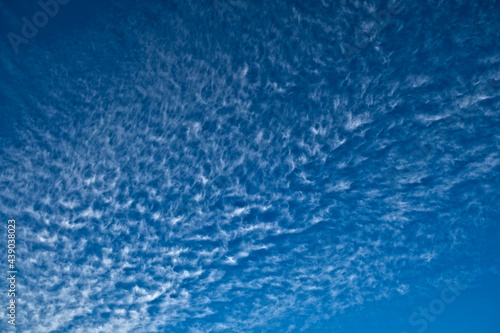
0, 0, 499, 332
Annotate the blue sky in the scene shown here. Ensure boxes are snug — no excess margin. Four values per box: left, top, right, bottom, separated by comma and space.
0, 0, 499, 332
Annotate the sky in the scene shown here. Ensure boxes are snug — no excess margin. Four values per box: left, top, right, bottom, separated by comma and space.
0, 0, 499, 332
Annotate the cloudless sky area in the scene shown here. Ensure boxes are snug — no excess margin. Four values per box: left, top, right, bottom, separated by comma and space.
0, 0, 499, 332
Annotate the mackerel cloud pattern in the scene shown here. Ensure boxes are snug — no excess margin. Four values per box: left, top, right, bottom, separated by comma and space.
0, 0, 499, 332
